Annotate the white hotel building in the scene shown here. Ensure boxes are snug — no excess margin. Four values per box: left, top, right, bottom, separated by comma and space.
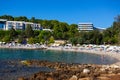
78, 23, 94, 31
0, 19, 41, 30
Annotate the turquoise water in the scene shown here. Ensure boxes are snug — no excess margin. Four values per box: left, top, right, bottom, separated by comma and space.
0, 48, 118, 80
0, 48, 118, 64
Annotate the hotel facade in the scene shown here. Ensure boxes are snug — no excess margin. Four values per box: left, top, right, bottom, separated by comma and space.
0, 19, 41, 30
78, 23, 94, 31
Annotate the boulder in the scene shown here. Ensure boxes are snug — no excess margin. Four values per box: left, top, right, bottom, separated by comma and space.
100, 68, 106, 72
20, 60, 31, 66
110, 64, 119, 69
69, 75, 78, 80
47, 77, 54, 80
79, 77, 91, 80
83, 69, 90, 74
18, 77, 25, 80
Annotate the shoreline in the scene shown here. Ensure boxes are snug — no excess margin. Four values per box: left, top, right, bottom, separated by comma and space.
0, 45, 120, 66
47, 47, 120, 66
1, 46, 120, 80
1, 59, 120, 80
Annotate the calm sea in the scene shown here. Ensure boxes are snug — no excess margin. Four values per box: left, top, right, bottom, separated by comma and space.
0, 48, 118, 64
0, 48, 118, 80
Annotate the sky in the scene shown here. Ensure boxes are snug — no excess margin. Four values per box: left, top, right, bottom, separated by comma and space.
0, 0, 120, 28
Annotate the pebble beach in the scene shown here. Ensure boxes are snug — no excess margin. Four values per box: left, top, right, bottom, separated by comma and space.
48, 46, 120, 66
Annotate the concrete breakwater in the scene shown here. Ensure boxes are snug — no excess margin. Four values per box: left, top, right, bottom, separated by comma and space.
18, 60, 120, 80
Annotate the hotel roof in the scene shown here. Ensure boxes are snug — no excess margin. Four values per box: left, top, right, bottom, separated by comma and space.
0, 19, 7, 22
78, 22, 93, 24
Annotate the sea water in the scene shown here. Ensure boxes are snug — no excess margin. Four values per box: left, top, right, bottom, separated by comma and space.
0, 48, 118, 80
0, 48, 118, 64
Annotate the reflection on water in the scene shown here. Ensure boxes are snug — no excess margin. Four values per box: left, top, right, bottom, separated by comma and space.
0, 48, 118, 64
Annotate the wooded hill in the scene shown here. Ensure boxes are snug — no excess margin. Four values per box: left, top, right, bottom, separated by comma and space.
0, 15, 120, 45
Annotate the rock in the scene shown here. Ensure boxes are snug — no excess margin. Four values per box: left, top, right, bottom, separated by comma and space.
47, 77, 54, 80
83, 69, 90, 74
20, 60, 31, 66
110, 64, 119, 69
100, 68, 106, 72
97, 77, 110, 80
79, 77, 91, 80
16, 60, 120, 80
69, 75, 78, 80
18, 77, 25, 80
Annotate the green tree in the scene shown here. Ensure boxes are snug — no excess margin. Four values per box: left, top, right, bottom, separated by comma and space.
34, 30, 40, 37
18, 36, 24, 43
77, 37, 84, 44
18, 31, 26, 44
41, 20, 49, 28
50, 20, 59, 29
53, 22, 69, 40
0, 30, 6, 40
33, 37, 40, 43
25, 24, 34, 38
49, 36, 55, 44
53, 24, 60, 39
2, 36, 11, 42
30, 17, 36, 23
14, 16, 28, 21
41, 39, 45, 44
38, 31, 51, 44
28, 37, 35, 44
68, 24, 78, 38
118, 32, 120, 45
9, 27, 17, 39
69, 37, 78, 45
0, 15, 14, 20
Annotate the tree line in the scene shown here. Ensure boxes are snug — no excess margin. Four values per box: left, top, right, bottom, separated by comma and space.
0, 15, 120, 45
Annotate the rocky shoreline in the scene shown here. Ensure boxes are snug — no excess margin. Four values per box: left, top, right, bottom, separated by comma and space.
47, 47, 120, 67
18, 60, 120, 80
0, 46, 120, 80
